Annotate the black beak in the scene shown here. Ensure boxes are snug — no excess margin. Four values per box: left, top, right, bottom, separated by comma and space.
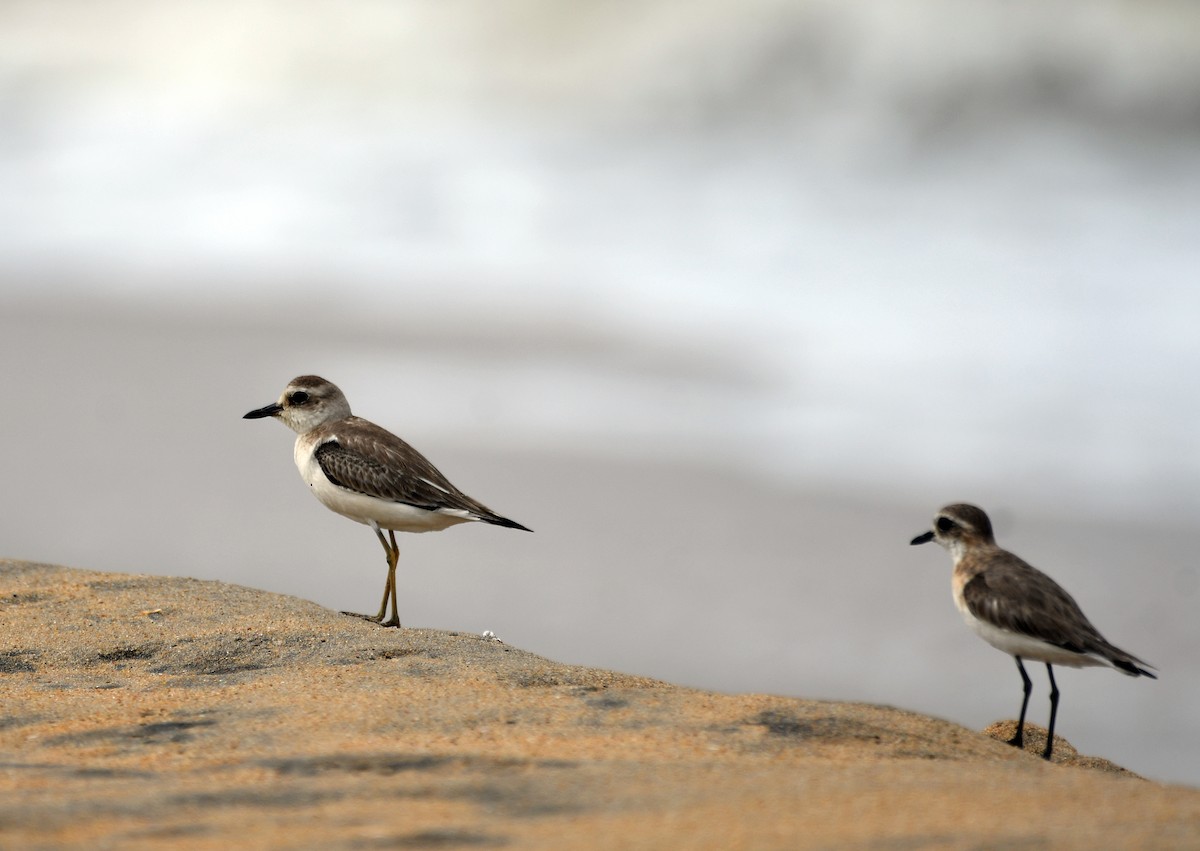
243, 402, 283, 419
910, 530, 935, 546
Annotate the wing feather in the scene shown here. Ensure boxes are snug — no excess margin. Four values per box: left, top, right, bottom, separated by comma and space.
962, 559, 1153, 675
313, 418, 530, 531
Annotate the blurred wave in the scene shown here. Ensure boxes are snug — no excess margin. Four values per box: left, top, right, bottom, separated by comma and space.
3, 1, 1200, 519
3, 0, 1199, 510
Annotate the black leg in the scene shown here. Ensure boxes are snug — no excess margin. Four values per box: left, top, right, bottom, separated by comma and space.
1007, 656, 1032, 750
1043, 664, 1060, 761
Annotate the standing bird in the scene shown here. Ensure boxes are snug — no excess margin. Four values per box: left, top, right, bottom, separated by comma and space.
910, 503, 1154, 760
244, 375, 531, 627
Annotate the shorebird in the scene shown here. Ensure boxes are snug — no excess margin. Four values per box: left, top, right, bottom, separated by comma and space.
910, 503, 1154, 761
244, 375, 531, 627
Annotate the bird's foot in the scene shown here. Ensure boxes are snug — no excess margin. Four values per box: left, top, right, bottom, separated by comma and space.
339, 609, 403, 628
1005, 734, 1024, 750
1005, 734, 1054, 762
341, 610, 386, 624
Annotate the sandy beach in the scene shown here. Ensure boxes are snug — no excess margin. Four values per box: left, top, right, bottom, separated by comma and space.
2, 560, 1198, 848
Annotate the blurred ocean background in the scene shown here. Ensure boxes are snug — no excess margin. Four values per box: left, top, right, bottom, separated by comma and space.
1, 1, 1198, 785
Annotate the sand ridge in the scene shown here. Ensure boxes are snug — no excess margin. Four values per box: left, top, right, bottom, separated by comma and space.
2, 560, 1197, 849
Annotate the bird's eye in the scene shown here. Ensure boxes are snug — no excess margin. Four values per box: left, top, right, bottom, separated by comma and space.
289, 391, 310, 405
936, 516, 957, 533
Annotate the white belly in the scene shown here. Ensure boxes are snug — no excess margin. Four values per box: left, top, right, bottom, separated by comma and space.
962, 609, 1108, 669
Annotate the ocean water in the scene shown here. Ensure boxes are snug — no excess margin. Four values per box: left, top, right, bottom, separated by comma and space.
3, 0, 1199, 519
1, 0, 1198, 784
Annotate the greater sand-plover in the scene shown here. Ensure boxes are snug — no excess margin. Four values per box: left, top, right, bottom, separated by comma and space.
910, 503, 1154, 761
244, 375, 531, 627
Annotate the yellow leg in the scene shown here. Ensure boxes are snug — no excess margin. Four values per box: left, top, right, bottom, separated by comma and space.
342, 525, 402, 628
371, 525, 394, 622
379, 530, 402, 628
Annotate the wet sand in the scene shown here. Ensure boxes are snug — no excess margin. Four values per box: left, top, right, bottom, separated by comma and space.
2, 560, 1197, 849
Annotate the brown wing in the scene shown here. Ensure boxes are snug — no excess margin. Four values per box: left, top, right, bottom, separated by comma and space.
961, 557, 1155, 675
315, 418, 530, 531
962, 559, 1107, 654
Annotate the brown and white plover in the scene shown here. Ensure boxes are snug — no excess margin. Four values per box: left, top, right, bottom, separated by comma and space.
911, 503, 1155, 760
244, 375, 531, 627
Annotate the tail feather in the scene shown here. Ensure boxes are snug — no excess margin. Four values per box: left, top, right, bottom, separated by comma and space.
482, 514, 532, 532
1112, 657, 1157, 679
